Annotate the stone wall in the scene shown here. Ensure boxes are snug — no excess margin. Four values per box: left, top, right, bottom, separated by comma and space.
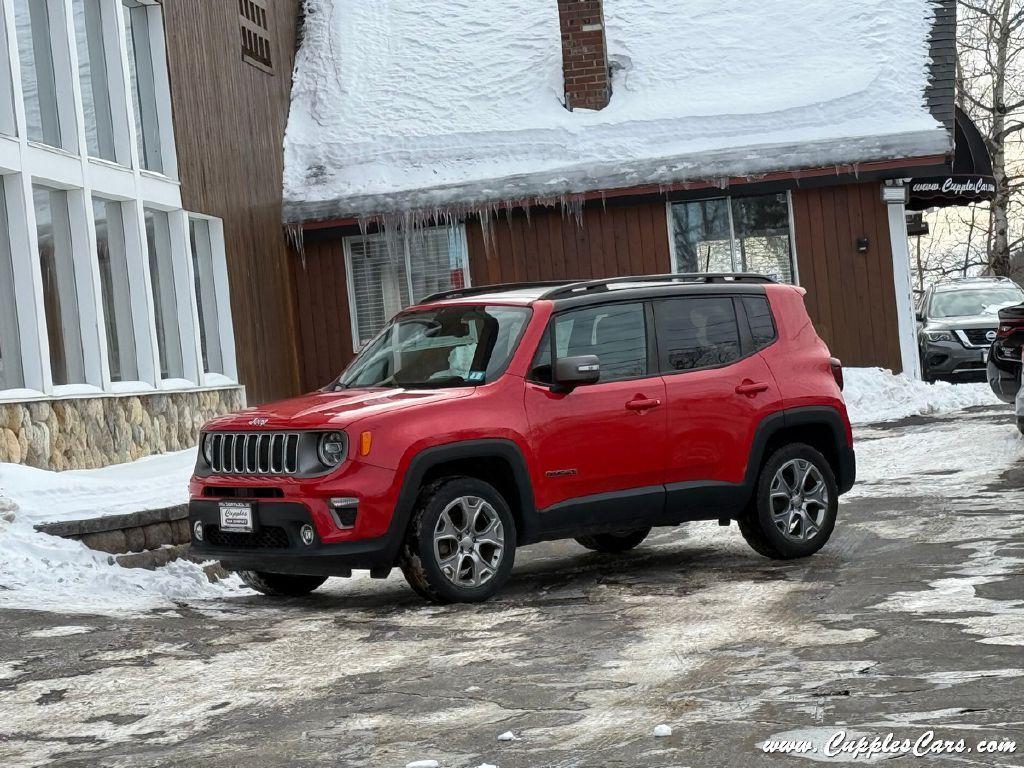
0, 387, 245, 471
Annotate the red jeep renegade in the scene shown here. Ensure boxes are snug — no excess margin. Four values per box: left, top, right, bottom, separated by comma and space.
189, 274, 855, 603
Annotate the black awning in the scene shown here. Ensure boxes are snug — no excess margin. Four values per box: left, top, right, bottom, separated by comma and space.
907, 107, 996, 210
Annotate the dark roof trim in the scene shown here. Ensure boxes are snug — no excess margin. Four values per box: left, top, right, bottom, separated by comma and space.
926, 0, 957, 132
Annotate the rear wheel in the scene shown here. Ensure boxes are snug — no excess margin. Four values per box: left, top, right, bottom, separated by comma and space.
575, 527, 651, 553
1017, 417, 1024, 436
400, 477, 517, 604
238, 571, 327, 597
739, 444, 838, 560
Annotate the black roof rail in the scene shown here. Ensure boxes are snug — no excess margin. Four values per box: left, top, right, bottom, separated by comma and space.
540, 273, 775, 300
420, 280, 573, 304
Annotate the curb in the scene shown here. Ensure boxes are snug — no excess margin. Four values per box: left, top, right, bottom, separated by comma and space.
34, 504, 191, 555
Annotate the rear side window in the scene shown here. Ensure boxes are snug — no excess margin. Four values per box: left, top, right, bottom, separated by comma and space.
654, 297, 741, 372
742, 296, 777, 350
532, 302, 648, 383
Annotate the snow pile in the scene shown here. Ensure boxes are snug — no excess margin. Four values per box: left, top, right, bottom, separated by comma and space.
844, 368, 1002, 425
284, 0, 947, 220
0, 451, 248, 615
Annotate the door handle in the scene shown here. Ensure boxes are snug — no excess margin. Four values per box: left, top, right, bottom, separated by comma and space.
626, 397, 662, 412
735, 381, 769, 396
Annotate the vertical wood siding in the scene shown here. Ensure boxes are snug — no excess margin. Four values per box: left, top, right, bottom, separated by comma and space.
791, 184, 903, 372
163, 0, 302, 404
295, 236, 356, 392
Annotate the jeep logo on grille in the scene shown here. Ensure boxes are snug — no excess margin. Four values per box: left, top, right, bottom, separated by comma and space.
249, 417, 270, 427
986, 330, 997, 342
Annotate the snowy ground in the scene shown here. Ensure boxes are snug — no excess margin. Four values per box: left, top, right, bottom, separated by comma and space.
1, 384, 1022, 766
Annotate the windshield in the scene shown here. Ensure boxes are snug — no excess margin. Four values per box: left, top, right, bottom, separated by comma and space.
930, 286, 1024, 319
336, 305, 532, 389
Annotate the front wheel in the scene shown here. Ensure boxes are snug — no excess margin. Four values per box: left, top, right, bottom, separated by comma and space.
400, 477, 517, 603
576, 527, 651, 553
238, 571, 328, 597
738, 444, 838, 560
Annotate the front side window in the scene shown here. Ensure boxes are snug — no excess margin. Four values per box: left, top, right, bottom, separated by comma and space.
672, 193, 795, 283
93, 197, 137, 381
338, 305, 530, 389
73, 0, 121, 162
14, 0, 67, 148
654, 297, 741, 372
145, 208, 182, 379
123, 0, 164, 172
34, 185, 86, 385
189, 217, 224, 374
0, 183, 23, 390
534, 302, 648, 384
347, 227, 469, 348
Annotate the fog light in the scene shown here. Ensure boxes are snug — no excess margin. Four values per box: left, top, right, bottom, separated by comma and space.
193, 521, 204, 542
300, 524, 315, 546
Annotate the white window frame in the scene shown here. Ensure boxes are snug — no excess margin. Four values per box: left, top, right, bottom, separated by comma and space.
666, 190, 800, 285
343, 226, 472, 352
185, 211, 237, 385
0, 0, 233, 403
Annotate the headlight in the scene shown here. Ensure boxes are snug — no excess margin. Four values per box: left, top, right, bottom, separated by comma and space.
925, 331, 954, 343
201, 434, 214, 465
317, 431, 347, 468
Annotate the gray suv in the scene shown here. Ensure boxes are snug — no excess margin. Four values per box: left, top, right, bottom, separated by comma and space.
917, 278, 1024, 383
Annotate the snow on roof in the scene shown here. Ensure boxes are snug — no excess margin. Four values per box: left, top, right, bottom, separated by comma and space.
283, 0, 951, 222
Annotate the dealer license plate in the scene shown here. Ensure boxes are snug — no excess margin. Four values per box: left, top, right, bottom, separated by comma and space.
219, 502, 253, 532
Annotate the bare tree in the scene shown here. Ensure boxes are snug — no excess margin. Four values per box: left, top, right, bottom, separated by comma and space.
957, 0, 1024, 277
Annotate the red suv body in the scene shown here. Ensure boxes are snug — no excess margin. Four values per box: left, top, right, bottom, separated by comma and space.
189, 275, 855, 602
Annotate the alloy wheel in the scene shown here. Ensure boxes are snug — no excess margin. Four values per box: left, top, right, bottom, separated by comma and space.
432, 496, 505, 588
769, 458, 829, 542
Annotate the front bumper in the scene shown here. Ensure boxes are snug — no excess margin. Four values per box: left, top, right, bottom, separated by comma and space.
921, 340, 988, 380
189, 500, 399, 575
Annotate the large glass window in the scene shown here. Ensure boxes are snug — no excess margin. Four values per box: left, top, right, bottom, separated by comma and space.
145, 208, 182, 379
654, 297, 741, 372
123, 0, 163, 172
189, 217, 224, 374
14, 0, 65, 148
672, 194, 796, 283
346, 227, 469, 348
73, 0, 119, 161
0, 184, 23, 390
0, 10, 17, 137
93, 197, 137, 381
34, 185, 85, 385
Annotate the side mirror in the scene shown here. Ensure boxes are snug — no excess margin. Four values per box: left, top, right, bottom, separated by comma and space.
553, 355, 600, 391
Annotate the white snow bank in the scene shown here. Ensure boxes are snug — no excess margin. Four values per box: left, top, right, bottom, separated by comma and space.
844, 368, 1001, 425
284, 0, 947, 220
0, 452, 248, 616
0, 448, 197, 525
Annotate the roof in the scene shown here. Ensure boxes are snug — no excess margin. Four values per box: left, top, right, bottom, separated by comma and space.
284, 0, 955, 223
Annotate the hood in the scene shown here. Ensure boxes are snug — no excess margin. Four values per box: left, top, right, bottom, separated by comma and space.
925, 314, 1002, 331
202, 388, 474, 432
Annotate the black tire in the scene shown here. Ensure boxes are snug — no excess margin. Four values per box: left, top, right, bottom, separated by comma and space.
400, 477, 517, 604
575, 527, 651, 553
237, 571, 328, 597
738, 443, 838, 560
1017, 417, 1024, 436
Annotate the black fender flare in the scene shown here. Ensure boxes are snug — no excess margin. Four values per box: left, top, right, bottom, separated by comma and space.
383, 439, 539, 563
744, 406, 857, 497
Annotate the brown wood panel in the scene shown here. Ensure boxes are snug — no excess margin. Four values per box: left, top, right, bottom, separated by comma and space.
793, 184, 902, 372
163, 0, 303, 403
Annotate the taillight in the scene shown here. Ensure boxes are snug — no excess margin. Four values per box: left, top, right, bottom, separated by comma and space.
829, 357, 844, 391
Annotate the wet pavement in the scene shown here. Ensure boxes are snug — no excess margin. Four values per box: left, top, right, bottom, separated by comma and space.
1, 408, 1023, 767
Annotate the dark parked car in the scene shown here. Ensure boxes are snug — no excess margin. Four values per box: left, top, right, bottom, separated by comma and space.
988, 302, 1024, 408
917, 278, 1024, 383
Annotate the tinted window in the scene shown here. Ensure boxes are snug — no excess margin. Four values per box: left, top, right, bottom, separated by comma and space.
742, 296, 777, 350
655, 297, 741, 372
532, 302, 648, 383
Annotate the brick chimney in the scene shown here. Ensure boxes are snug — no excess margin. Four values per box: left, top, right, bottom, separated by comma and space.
557, 0, 611, 111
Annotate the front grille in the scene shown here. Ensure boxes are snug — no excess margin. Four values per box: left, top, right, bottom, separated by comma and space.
205, 524, 290, 549
961, 328, 996, 347
206, 432, 299, 475
203, 486, 284, 499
